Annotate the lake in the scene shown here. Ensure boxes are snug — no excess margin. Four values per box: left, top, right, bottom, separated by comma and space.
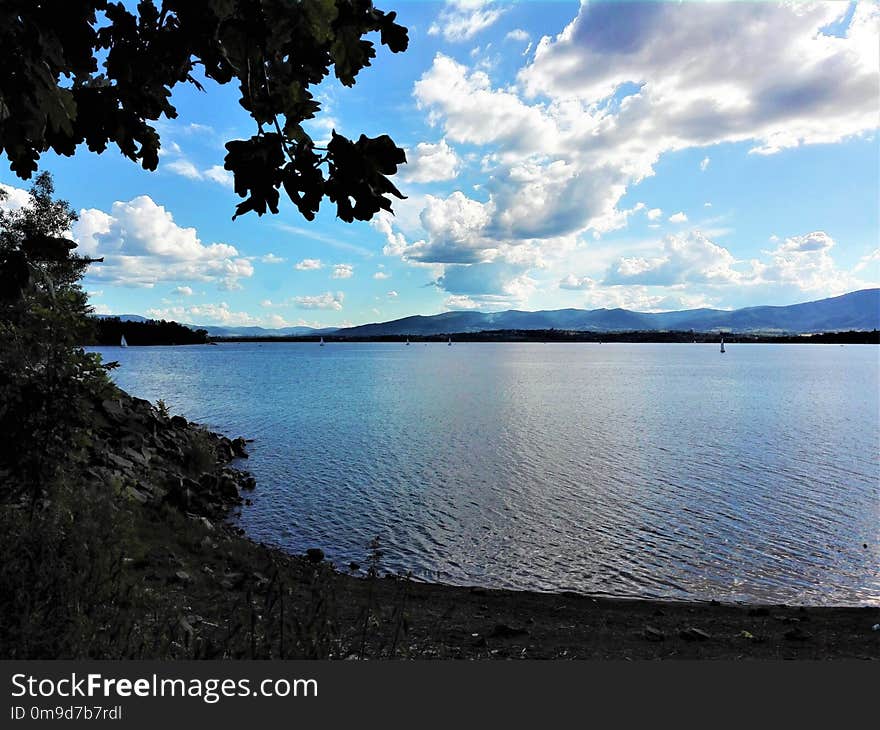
91, 341, 880, 606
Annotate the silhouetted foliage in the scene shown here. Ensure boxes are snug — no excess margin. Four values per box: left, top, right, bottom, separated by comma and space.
91, 317, 209, 346
0, 0, 408, 222
0, 172, 111, 503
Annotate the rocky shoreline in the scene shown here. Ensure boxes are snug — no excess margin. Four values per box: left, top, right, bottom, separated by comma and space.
84, 390, 255, 523
71, 389, 880, 660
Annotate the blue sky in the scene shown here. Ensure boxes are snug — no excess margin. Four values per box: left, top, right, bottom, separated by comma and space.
1, 0, 878, 329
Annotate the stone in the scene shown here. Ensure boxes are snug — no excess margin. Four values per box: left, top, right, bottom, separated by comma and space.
784, 627, 812, 641
679, 627, 711, 641
305, 548, 325, 563
643, 626, 665, 642
125, 486, 149, 504
489, 624, 528, 639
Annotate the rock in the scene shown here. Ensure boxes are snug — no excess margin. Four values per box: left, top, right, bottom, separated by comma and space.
643, 626, 665, 642
784, 627, 812, 641
170, 415, 188, 428
489, 623, 528, 639
679, 627, 711, 641
748, 607, 770, 617
306, 548, 325, 563
125, 486, 149, 504
174, 570, 192, 583
231, 437, 249, 458
105, 452, 135, 471
101, 399, 126, 421
349, 562, 361, 572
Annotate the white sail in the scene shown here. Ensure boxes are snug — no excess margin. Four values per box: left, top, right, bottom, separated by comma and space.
120, 334, 128, 348
406, 338, 410, 345
447, 337, 452, 346
720, 337, 725, 353
319, 336, 325, 346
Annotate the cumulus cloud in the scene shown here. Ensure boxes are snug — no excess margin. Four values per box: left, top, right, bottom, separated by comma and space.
392, 3, 879, 304
259, 253, 286, 264
332, 263, 354, 279
294, 291, 344, 310
601, 229, 874, 299
403, 139, 461, 183
0, 183, 31, 212
505, 28, 530, 43
668, 212, 688, 224
387, 290, 399, 298
73, 195, 253, 290
700, 156, 710, 172
429, 0, 505, 42
295, 258, 323, 270
373, 271, 391, 280
172, 285, 193, 297
146, 302, 273, 327
520, 2, 877, 155
646, 208, 663, 221
559, 274, 596, 291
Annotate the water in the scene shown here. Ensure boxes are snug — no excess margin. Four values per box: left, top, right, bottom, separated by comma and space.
91, 342, 880, 606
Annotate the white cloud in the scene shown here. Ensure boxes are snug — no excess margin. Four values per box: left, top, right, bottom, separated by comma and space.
259, 253, 286, 264
700, 156, 710, 172
373, 271, 391, 280
395, 3, 879, 304
605, 232, 749, 287
520, 2, 877, 156
165, 159, 202, 180
403, 139, 461, 183
172, 285, 193, 297
332, 263, 354, 279
854, 248, 880, 274
668, 212, 688, 224
146, 302, 271, 327
295, 258, 323, 270
0, 183, 32, 212
387, 290, 399, 298
204, 165, 233, 187
165, 158, 232, 188
294, 291, 344, 310
429, 0, 505, 42
505, 29, 530, 43
73, 195, 253, 290
646, 208, 663, 221
559, 274, 596, 291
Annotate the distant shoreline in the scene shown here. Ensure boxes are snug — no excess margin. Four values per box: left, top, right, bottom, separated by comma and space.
210, 329, 880, 345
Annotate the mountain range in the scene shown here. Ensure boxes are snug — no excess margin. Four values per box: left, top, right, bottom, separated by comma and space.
98, 289, 879, 337
331, 289, 879, 337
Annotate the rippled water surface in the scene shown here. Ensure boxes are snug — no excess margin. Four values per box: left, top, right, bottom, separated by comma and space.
92, 342, 880, 605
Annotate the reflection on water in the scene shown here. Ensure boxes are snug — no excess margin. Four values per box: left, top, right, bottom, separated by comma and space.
92, 342, 880, 605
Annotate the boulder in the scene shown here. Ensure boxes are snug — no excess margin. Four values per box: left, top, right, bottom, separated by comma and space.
305, 548, 325, 563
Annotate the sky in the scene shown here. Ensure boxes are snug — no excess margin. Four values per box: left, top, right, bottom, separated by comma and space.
1, 0, 879, 329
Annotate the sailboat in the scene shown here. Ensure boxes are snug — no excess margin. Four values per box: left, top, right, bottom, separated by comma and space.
447, 337, 452, 346
406, 338, 410, 346
120, 334, 128, 348
720, 337, 725, 354
319, 336, 325, 347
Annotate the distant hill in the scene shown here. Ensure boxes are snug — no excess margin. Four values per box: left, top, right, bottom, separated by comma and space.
333, 289, 880, 336
91, 289, 879, 339
194, 324, 339, 338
